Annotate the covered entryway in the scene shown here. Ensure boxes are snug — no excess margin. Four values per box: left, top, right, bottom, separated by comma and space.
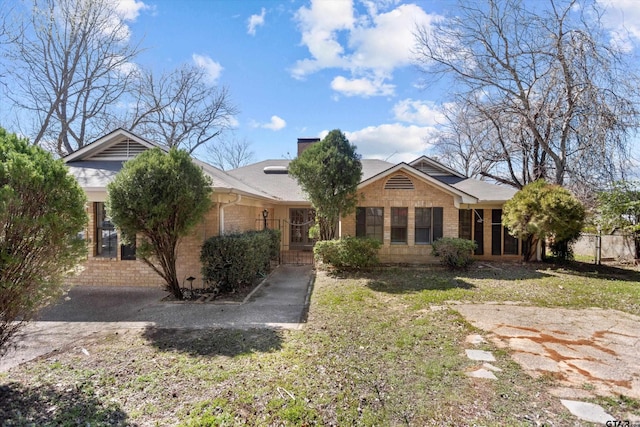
282, 208, 315, 264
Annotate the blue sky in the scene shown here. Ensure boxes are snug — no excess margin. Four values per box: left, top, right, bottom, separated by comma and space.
7, 0, 640, 164
126, 0, 462, 163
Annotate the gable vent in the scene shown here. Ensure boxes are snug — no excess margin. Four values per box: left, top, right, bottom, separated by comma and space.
385, 174, 414, 190
88, 139, 148, 161
414, 160, 447, 176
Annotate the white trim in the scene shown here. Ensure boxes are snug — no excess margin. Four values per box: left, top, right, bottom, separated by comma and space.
359, 163, 478, 204
408, 155, 466, 178
63, 129, 164, 163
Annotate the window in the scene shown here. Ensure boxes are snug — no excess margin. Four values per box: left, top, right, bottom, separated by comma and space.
415, 207, 443, 244
459, 209, 472, 240
391, 207, 408, 244
95, 202, 117, 258
491, 209, 518, 255
356, 207, 383, 242
459, 209, 484, 255
121, 236, 136, 260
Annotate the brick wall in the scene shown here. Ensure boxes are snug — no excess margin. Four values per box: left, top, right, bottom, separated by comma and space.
341, 172, 515, 263
66, 199, 264, 288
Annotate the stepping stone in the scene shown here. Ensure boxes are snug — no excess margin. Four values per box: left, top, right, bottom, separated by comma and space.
560, 400, 613, 424
482, 362, 502, 372
465, 349, 496, 362
467, 368, 497, 380
465, 334, 486, 345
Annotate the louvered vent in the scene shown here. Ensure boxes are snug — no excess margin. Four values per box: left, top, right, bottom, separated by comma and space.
88, 139, 148, 160
385, 174, 414, 190
414, 160, 446, 176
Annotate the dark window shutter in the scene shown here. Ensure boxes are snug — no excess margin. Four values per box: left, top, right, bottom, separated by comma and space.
356, 207, 365, 238
432, 207, 443, 241
474, 209, 484, 255
491, 209, 502, 255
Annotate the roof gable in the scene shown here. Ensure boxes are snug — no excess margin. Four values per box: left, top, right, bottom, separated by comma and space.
409, 156, 466, 178
63, 128, 163, 163
359, 163, 478, 205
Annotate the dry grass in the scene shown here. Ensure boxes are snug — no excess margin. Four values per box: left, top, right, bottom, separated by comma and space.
1, 260, 639, 425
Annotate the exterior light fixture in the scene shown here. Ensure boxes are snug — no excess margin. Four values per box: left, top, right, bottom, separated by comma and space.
262, 209, 269, 229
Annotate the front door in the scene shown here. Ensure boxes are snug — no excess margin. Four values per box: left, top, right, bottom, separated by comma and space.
289, 208, 316, 250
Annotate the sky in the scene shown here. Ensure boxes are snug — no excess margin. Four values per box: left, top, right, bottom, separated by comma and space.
7, 0, 640, 164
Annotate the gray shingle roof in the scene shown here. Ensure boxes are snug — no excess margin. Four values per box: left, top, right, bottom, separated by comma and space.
226, 158, 395, 202
452, 179, 518, 203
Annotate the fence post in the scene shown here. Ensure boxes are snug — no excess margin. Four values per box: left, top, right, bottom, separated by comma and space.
596, 226, 602, 265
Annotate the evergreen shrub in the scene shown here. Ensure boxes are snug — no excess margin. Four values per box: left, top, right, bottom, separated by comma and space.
431, 238, 477, 270
314, 237, 381, 270
201, 229, 281, 293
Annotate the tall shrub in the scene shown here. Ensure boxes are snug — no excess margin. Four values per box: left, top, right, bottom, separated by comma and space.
502, 180, 585, 261
107, 148, 212, 299
0, 128, 87, 355
288, 130, 362, 240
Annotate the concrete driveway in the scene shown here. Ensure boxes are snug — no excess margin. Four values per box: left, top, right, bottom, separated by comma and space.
0, 265, 314, 372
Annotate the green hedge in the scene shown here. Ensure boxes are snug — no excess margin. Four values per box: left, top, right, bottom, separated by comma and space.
201, 229, 281, 293
431, 237, 477, 270
314, 237, 381, 270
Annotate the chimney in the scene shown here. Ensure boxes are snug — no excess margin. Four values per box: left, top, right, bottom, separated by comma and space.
297, 137, 320, 157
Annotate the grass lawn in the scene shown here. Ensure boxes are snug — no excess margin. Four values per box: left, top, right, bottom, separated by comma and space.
1, 261, 639, 425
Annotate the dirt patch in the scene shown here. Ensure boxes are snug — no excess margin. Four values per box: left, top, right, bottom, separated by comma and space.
455, 304, 640, 400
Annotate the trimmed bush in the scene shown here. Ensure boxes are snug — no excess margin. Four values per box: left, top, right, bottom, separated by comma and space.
431, 238, 477, 270
314, 237, 381, 270
201, 229, 281, 293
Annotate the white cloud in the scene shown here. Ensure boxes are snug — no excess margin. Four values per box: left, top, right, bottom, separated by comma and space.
114, 0, 150, 21
341, 123, 439, 162
331, 75, 394, 97
348, 4, 434, 72
597, 0, 640, 51
256, 115, 287, 131
292, 0, 354, 78
292, 1, 441, 97
393, 99, 445, 126
192, 54, 223, 84
247, 8, 266, 36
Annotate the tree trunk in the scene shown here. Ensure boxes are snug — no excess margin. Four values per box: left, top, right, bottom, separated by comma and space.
522, 235, 540, 262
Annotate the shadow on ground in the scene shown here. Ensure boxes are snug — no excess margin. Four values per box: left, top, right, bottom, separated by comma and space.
0, 382, 132, 426
367, 275, 477, 294
142, 327, 283, 357
543, 260, 640, 282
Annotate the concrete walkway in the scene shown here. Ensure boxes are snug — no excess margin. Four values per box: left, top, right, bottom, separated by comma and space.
0, 265, 314, 372
456, 304, 640, 424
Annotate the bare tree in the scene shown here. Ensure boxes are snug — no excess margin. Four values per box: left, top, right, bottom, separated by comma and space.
3, 0, 141, 156
416, 0, 639, 192
205, 134, 255, 170
432, 102, 496, 179
126, 64, 238, 154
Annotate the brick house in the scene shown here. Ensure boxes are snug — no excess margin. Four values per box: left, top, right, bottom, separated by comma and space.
65, 128, 519, 287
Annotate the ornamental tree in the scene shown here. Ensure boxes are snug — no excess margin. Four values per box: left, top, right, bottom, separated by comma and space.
0, 127, 87, 355
502, 180, 585, 261
288, 130, 362, 240
107, 148, 212, 299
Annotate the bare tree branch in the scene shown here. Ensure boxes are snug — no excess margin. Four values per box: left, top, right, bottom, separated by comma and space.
416, 0, 640, 194
3, 0, 142, 155
126, 64, 239, 154
205, 134, 255, 170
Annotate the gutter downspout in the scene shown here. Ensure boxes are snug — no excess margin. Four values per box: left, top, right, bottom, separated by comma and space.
219, 193, 241, 235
